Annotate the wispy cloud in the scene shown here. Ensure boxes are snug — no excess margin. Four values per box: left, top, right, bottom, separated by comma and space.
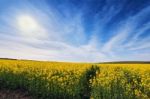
0, 0, 150, 62
101, 5, 150, 58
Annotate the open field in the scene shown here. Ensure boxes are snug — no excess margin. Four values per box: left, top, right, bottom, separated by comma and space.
0, 59, 150, 99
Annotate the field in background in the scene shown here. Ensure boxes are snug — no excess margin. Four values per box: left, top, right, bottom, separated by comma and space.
0, 59, 150, 99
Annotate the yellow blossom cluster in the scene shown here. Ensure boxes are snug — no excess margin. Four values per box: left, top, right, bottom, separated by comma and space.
91, 64, 150, 99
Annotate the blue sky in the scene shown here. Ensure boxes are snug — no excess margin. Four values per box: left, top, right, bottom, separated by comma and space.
0, 0, 150, 62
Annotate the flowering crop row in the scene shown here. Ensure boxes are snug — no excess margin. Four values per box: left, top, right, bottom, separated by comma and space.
0, 60, 149, 99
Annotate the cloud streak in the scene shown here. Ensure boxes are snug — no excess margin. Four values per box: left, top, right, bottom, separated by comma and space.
0, 0, 150, 62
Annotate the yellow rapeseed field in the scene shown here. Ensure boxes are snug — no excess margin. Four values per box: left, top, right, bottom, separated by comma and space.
91, 64, 150, 99
0, 59, 150, 99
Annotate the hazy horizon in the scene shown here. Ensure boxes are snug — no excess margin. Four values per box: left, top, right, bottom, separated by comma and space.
0, 0, 150, 62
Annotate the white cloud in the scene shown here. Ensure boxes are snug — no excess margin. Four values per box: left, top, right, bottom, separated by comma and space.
102, 6, 150, 56
0, 0, 149, 62
0, 38, 107, 62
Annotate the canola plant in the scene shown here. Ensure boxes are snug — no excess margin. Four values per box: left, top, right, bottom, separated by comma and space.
0, 59, 149, 99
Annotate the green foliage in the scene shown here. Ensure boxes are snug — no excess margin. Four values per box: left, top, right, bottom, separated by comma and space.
0, 60, 150, 99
